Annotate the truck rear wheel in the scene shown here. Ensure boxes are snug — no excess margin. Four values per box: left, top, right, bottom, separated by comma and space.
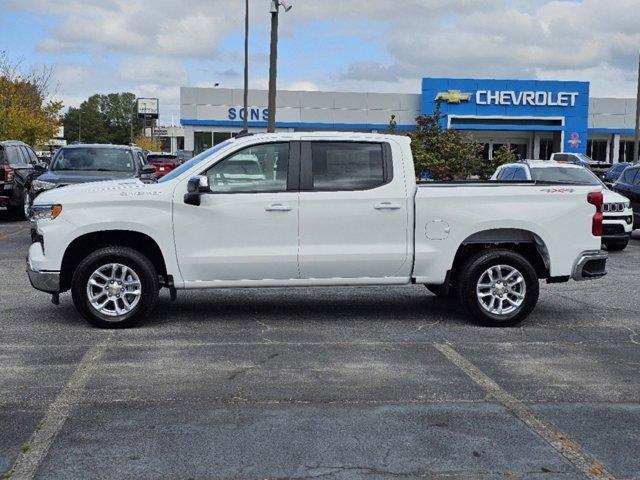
457, 249, 539, 327
71, 246, 159, 328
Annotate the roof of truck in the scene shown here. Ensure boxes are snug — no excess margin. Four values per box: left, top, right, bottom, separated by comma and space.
504, 160, 585, 169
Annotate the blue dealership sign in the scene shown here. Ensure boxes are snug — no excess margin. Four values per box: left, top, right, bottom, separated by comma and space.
421, 78, 589, 153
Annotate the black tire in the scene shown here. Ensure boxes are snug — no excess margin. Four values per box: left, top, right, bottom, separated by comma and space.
12, 187, 29, 221
604, 238, 629, 251
425, 283, 456, 298
71, 246, 159, 328
456, 249, 539, 327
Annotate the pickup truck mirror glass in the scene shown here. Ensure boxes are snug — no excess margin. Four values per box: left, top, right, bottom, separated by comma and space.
185, 176, 211, 206
141, 165, 156, 175
187, 175, 211, 193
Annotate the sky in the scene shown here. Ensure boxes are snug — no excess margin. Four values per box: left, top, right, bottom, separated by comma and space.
1, 0, 639, 125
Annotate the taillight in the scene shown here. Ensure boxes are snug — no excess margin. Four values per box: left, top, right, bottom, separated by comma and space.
587, 191, 603, 237
3, 165, 14, 182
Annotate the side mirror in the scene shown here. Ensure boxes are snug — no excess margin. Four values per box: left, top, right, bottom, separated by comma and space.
184, 175, 211, 206
141, 165, 156, 175
33, 162, 48, 173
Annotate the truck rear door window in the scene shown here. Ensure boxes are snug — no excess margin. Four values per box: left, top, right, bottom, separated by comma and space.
309, 142, 386, 191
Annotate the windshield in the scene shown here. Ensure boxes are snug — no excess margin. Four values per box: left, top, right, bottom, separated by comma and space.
51, 148, 134, 172
158, 139, 235, 183
530, 166, 601, 185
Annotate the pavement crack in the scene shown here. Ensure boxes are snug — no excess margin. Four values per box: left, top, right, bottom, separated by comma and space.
227, 352, 280, 380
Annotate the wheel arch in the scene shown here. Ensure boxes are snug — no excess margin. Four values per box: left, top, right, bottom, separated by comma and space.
60, 230, 168, 292
451, 228, 550, 281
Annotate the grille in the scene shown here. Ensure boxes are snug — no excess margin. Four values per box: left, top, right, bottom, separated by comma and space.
603, 202, 627, 213
603, 224, 625, 235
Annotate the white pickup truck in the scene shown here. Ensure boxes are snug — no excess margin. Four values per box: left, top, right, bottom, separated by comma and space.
27, 132, 608, 328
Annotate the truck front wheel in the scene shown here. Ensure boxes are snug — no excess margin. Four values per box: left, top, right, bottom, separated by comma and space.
71, 246, 159, 328
457, 249, 539, 327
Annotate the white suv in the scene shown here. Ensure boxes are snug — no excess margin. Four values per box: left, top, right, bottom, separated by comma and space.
493, 160, 633, 251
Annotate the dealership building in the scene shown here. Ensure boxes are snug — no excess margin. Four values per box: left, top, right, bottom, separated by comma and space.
180, 77, 638, 163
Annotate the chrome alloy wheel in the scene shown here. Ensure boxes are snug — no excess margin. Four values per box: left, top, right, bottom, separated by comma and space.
476, 264, 526, 316
86, 263, 142, 317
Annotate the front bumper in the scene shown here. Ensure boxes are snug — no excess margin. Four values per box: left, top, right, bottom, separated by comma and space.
572, 250, 608, 281
26, 257, 60, 293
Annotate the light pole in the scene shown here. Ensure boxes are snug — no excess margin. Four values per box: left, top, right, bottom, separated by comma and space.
242, 0, 249, 133
267, 0, 292, 133
634, 51, 640, 163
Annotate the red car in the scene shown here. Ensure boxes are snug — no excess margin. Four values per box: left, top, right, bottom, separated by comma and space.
146, 153, 180, 178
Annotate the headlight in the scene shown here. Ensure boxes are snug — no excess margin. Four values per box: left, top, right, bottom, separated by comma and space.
31, 179, 57, 191
31, 204, 62, 221
624, 201, 631, 209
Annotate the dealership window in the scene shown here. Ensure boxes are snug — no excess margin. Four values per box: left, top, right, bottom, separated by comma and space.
214, 132, 232, 145
479, 143, 490, 160
194, 132, 212, 154
586, 140, 607, 161
539, 139, 554, 160
619, 141, 635, 162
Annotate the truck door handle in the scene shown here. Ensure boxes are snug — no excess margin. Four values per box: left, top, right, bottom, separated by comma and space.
265, 203, 292, 212
374, 202, 401, 210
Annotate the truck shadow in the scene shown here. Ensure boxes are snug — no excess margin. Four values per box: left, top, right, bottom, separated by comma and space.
146, 288, 468, 327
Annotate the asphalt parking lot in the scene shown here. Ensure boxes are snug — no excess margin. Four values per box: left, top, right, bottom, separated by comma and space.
1, 215, 639, 480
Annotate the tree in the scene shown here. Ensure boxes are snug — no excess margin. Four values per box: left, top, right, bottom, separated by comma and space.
0, 51, 63, 146
406, 102, 484, 180
133, 135, 161, 152
63, 92, 143, 145
485, 144, 518, 176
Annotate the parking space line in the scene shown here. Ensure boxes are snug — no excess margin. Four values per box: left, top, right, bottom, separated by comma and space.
434, 343, 616, 480
7, 334, 113, 480
0, 227, 30, 241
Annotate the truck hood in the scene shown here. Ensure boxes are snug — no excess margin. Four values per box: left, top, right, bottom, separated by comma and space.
37, 170, 134, 185
33, 178, 157, 205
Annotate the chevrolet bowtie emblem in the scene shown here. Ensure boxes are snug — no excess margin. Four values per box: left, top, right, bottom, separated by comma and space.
435, 90, 471, 103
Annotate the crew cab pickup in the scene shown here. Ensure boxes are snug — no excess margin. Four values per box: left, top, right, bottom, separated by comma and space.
27, 132, 608, 328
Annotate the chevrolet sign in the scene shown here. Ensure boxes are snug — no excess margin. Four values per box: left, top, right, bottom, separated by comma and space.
435, 90, 471, 103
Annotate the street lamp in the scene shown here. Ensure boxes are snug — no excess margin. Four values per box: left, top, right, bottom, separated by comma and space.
242, 0, 249, 134
267, 0, 292, 133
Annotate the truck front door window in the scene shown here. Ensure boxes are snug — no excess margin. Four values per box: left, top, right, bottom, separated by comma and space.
205, 143, 289, 193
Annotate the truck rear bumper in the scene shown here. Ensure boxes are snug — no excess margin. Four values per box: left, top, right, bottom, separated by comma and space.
572, 250, 607, 281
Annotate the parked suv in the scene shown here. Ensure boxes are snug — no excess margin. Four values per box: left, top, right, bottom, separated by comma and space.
603, 162, 634, 186
0, 140, 43, 219
612, 164, 640, 230
493, 160, 634, 251
29, 144, 157, 201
